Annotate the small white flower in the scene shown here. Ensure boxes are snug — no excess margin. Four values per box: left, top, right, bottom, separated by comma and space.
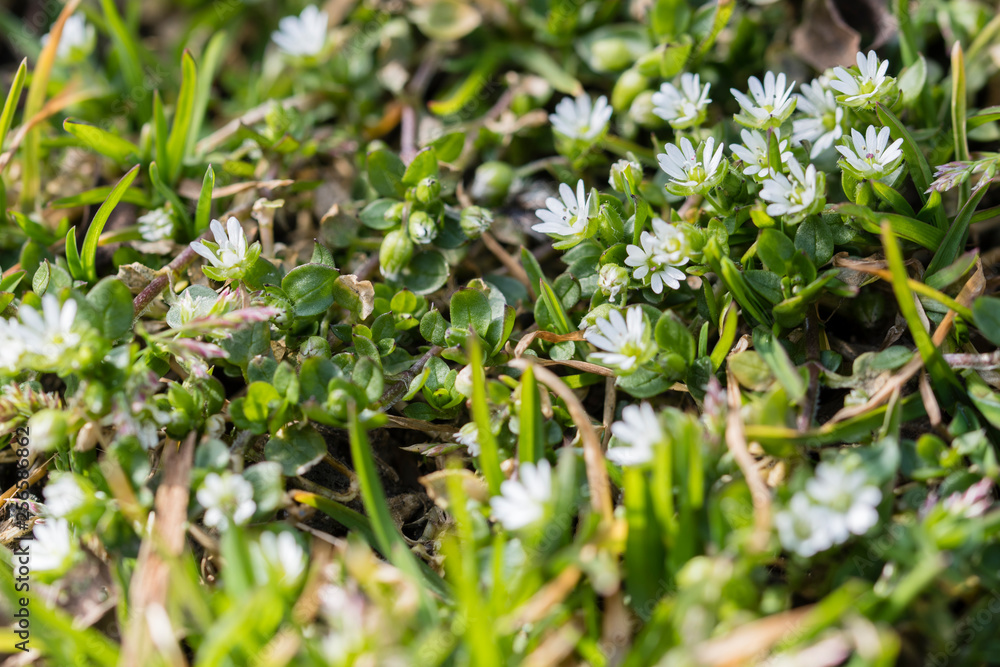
608, 402, 664, 466
43, 474, 85, 518
41, 14, 94, 61
830, 50, 896, 109
532, 180, 595, 249
584, 306, 655, 373
453, 422, 481, 457
598, 264, 630, 301
171, 289, 217, 327
731, 71, 797, 129
835, 125, 904, 180
190, 217, 261, 281
0, 319, 27, 372
18, 295, 80, 364
792, 78, 844, 159
256, 531, 307, 584
550, 93, 612, 142
657, 137, 727, 196
805, 462, 882, 541
272, 6, 329, 57
774, 493, 838, 558
138, 208, 175, 242
490, 459, 553, 530
197, 472, 256, 530
759, 158, 825, 220
651, 73, 712, 129
729, 129, 792, 180
28, 518, 74, 572
625, 218, 690, 294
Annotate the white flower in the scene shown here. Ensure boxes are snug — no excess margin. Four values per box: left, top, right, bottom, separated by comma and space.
190, 217, 261, 281
197, 472, 256, 530
759, 158, 825, 220
792, 78, 844, 158
490, 460, 553, 531
608, 402, 664, 466
830, 50, 896, 109
256, 531, 307, 584
729, 129, 792, 180
584, 306, 655, 373
43, 474, 85, 518
598, 264, 630, 301
835, 125, 904, 180
550, 93, 612, 142
0, 319, 27, 372
532, 180, 595, 249
774, 493, 838, 558
272, 6, 329, 57
17, 295, 80, 364
731, 71, 797, 129
804, 463, 881, 541
138, 208, 174, 242
657, 137, 727, 196
453, 422, 481, 457
651, 73, 712, 129
625, 218, 690, 294
41, 14, 94, 61
29, 518, 74, 572
171, 289, 217, 327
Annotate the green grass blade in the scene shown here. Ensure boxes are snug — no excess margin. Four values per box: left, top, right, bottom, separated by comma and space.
63, 118, 141, 163
623, 467, 666, 613
290, 489, 380, 545
166, 50, 198, 185
926, 186, 987, 276
710, 301, 738, 371
0, 58, 26, 151
65, 226, 84, 280
837, 203, 944, 250
194, 164, 215, 235
190, 32, 228, 158
149, 160, 192, 237
753, 326, 806, 403
880, 222, 960, 397
100, 0, 146, 116
469, 333, 503, 495
951, 42, 971, 208
517, 363, 543, 465
539, 278, 573, 335
82, 165, 140, 282
153, 91, 169, 176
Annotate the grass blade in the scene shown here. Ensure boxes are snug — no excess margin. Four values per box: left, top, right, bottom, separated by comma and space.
876, 103, 934, 206
469, 333, 504, 494
101, 0, 146, 117
926, 186, 987, 276
837, 203, 944, 250
517, 363, 543, 465
82, 165, 140, 282
951, 42, 970, 208
166, 50, 198, 185
194, 164, 215, 235
0, 58, 26, 151
65, 226, 84, 280
190, 32, 228, 158
63, 118, 141, 163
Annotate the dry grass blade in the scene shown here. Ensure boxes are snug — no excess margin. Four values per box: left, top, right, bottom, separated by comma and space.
481, 232, 535, 297
522, 620, 585, 667
121, 433, 197, 666
504, 565, 582, 630
692, 605, 815, 666
508, 358, 614, 524
513, 329, 587, 358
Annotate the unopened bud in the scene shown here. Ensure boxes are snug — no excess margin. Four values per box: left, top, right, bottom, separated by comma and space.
379, 228, 414, 279
459, 206, 493, 239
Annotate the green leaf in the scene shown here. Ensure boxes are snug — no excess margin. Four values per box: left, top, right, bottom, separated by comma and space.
166, 50, 198, 184
332, 274, 376, 320
402, 250, 449, 295
51, 185, 154, 210
367, 149, 406, 198
507, 46, 580, 95
871, 181, 916, 217
897, 54, 927, 107
86, 277, 134, 340
359, 198, 401, 230
194, 165, 215, 235
794, 217, 834, 266
402, 147, 439, 186
82, 165, 140, 282
265, 427, 326, 476
973, 296, 1000, 347
63, 118, 140, 163
241, 382, 283, 425
967, 105, 1000, 129
450, 288, 491, 337
926, 186, 988, 276
837, 203, 944, 250
100, 0, 145, 114
190, 31, 228, 157
420, 310, 448, 346
468, 334, 503, 495
756, 228, 796, 275
517, 364, 543, 465
654, 311, 695, 366
281, 263, 338, 318
353, 356, 384, 404
430, 131, 465, 162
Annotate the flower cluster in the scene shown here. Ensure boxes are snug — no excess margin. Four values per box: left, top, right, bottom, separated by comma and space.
775, 462, 882, 557
625, 217, 692, 294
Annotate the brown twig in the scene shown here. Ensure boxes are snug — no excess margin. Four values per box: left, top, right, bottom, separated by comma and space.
481, 232, 536, 298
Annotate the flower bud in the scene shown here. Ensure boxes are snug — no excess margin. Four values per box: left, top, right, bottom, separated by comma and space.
454, 364, 473, 398
300, 335, 331, 359
407, 210, 439, 245
590, 37, 634, 72
379, 228, 414, 280
598, 264, 630, 301
470, 161, 514, 206
628, 91, 664, 128
385, 201, 406, 225
414, 177, 441, 205
612, 68, 649, 112
609, 159, 642, 193
459, 206, 493, 239
28, 409, 69, 452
